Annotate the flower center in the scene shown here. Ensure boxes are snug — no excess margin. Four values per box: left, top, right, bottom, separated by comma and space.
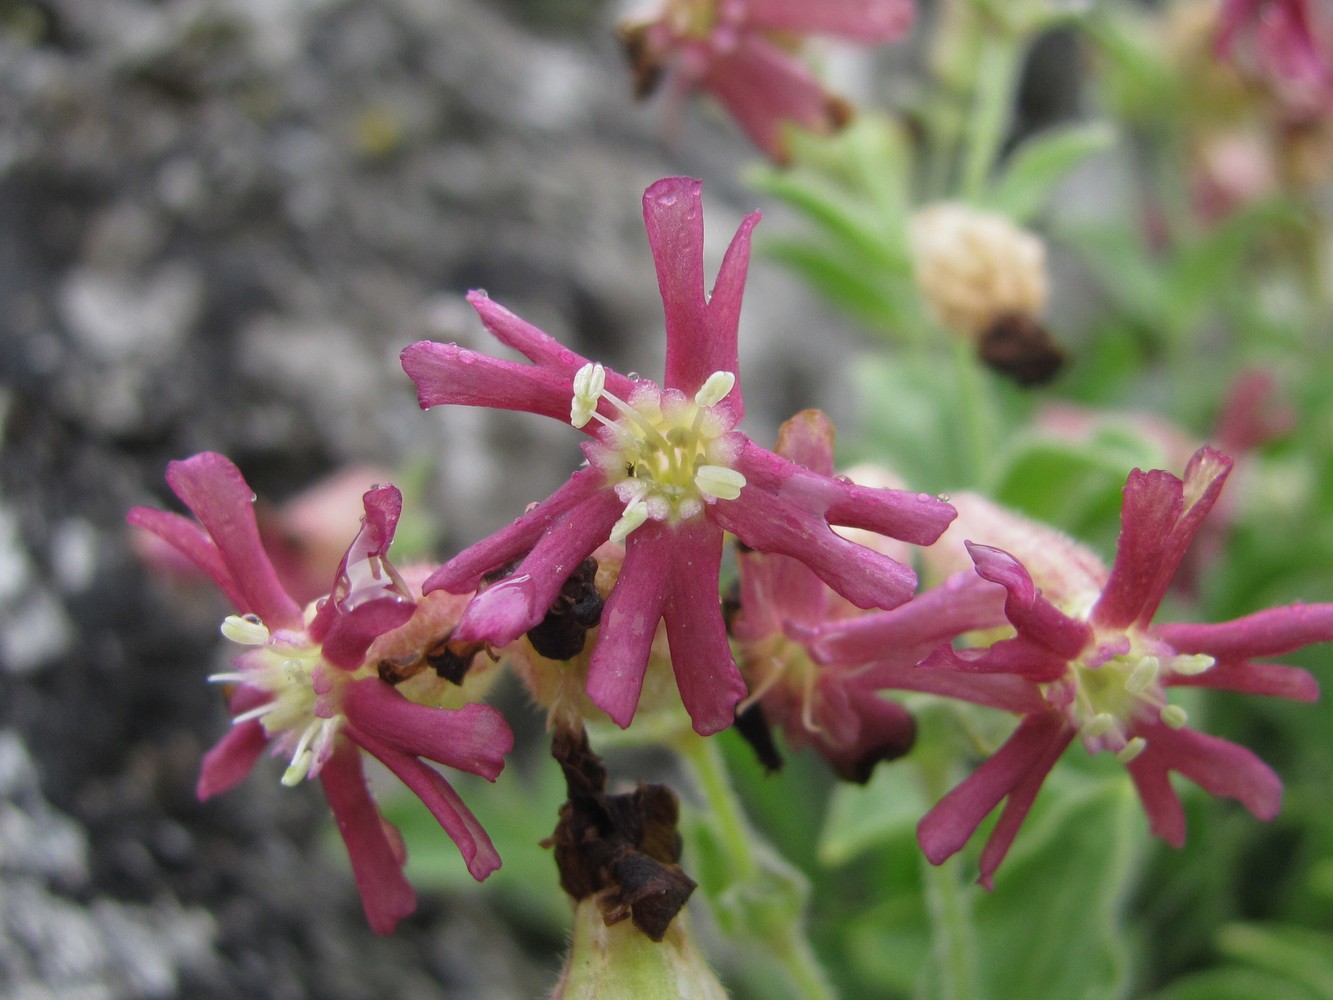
213, 613, 349, 786
664, 0, 720, 38
1059, 632, 1215, 763
571, 363, 746, 542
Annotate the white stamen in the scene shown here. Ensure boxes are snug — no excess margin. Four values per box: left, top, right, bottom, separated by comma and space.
1081, 712, 1117, 739
609, 500, 650, 543
694, 464, 746, 501
281, 749, 313, 786
232, 701, 278, 726
1126, 656, 1161, 694
221, 614, 269, 645
694, 370, 737, 409
1171, 654, 1215, 676
1115, 737, 1147, 763
1160, 704, 1189, 729
207, 672, 250, 685
570, 363, 607, 428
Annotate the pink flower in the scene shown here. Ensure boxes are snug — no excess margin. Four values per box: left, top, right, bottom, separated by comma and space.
127, 452, 513, 934
620, 0, 915, 161
1216, 0, 1330, 86
401, 177, 955, 736
915, 447, 1329, 887
730, 410, 1023, 780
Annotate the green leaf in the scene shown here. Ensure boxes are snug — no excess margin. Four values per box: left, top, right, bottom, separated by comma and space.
987, 122, 1118, 224
1216, 923, 1333, 1000
818, 760, 928, 867
1149, 967, 1323, 1000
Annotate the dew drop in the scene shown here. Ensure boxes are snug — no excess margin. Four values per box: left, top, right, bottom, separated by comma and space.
916, 492, 931, 502
627, 371, 641, 381
458, 349, 477, 365
936, 493, 951, 503
524, 501, 540, 513
834, 475, 853, 484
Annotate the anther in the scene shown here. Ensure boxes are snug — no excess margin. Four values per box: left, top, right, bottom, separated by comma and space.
571, 363, 607, 428
1115, 737, 1147, 763
1160, 704, 1188, 729
694, 464, 746, 501
1125, 656, 1161, 695
694, 370, 737, 409
1171, 654, 1215, 676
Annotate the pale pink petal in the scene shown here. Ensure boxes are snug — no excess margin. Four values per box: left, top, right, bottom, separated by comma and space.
1154, 603, 1333, 660
850, 664, 1046, 715
319, 744, 416, 934
699, 209, 761, 422
744, 0, 915, 40
400, 340, 575, 423
1093, 448, 1233, 629
733, 549, 830, 641
662, 519, 748, 735
701, 35, 840, 160
917, 712, 1070, 866
342, 679, 513, 780
423, 469, 607, 594
920, 636, 1072, 683
351, 729, 502, 881
586, 523, 673, 728
162, 453, 303, 630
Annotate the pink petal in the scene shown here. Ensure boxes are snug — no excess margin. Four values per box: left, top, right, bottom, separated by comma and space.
967, 543, 1092, 658
644, 177, 759, 420
1093, 448, 1233, 629
920, 636, 1072, 683
1154, 603, 1333, 661
400, 340, 575, 423
811, 571, 1007, 666
662, 519, 748, 735
423, 468, 607, 594
1125, 751, 1187, 847
351, 728, 502, 881
162, 453, 303, 630
774, 409, 836, 475
745, 0, 915, 40
851, 664, 1046, 715
343, 678, 513, 780
319, 744, 416, 935
917, 711, 1070, 866
586, 523, 673, 728
1134, 720, 1283, 824
1164, 659, 1319, 701
733, 549, 831, 641
127, 506, 251, 614
451, 488, 622, 646
466, 292, 640, 402
735, 442, 956, 545
712, 490, 917, 610
977, 722, 1074, 888
197, 718, 268, 800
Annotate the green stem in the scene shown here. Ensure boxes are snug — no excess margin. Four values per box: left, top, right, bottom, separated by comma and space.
950, 334, 994, 486
918, 756, 982, 1000
676, 736, 837, 1000
921, 854, 982, 1000
678, 736, 758, 881
959, 23, 1024, 203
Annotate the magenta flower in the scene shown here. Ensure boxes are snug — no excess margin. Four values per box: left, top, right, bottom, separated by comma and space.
1216, 0, 1330, 86
915, 447, 1329, 887
401, 177, 955, 736
620, 0, 915, 161
730, 409, 1025, 779
127, 452, 513, 934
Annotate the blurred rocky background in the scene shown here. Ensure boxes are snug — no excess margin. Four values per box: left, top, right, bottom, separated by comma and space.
0, 0, 887, 995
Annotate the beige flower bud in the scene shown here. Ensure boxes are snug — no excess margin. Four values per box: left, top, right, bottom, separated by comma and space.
909, 202, 1049, 338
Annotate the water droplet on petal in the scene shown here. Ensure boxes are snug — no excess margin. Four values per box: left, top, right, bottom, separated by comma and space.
524, 501, 540, 513
834, 475, 853, 484
916, 492, 931, 502
627, 371, 640, 381
936, 493, 951, 503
